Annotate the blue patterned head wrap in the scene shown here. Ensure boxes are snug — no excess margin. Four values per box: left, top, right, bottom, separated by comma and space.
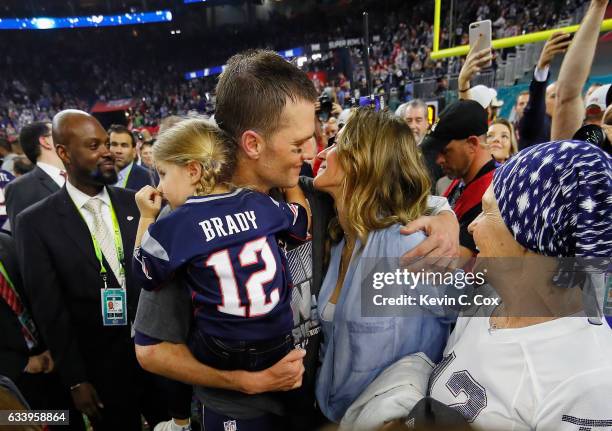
492, 141, 612, 258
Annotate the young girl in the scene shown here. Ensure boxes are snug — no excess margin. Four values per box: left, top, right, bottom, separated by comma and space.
132, 118, 309, 374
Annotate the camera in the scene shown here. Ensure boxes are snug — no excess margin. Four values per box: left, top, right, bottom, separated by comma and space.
572, 124, 611, 155
317, 94, 333, 122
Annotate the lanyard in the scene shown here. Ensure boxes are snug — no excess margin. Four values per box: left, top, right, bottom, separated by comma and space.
0, 260, 39, 348
120, 162, 134, 188
0, 260, 16, 291
72, 193, 125, 287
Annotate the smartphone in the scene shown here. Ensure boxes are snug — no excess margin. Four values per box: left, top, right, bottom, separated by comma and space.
469, 20, 492, 67
358, 95, 384, 112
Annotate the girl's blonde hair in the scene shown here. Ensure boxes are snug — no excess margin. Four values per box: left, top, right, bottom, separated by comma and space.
331, 108, 431, 244
153, 118, 237, 195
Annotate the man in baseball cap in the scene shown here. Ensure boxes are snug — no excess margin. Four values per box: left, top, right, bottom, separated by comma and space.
584, 83, 612, 126
421, 100, 496, 257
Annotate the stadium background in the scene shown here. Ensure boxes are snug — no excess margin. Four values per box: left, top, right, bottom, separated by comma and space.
1, 0, 611, 136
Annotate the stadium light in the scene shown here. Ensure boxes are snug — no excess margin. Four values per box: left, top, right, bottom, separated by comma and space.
185, 47, 304, 80
0, 10, 173, 30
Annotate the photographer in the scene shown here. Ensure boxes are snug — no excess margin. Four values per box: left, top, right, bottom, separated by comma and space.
313, 93, 343, 176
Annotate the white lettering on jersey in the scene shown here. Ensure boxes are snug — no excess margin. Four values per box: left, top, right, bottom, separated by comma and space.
199, 211, 258, 242
226, 215, 240, 235
235, 212, 250, 231
245, 210, 258, 229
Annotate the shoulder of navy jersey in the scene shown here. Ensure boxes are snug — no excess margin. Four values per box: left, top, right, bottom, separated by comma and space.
182, 188, 305, 243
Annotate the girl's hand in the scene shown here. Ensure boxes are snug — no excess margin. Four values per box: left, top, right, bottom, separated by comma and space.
135, 186, 162, 219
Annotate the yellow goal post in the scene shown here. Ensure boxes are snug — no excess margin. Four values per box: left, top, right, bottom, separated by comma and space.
431, 0, 612, 60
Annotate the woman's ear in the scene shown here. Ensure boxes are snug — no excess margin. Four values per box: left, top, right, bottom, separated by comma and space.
240, 130, 264, 160
186, 160, 202, 185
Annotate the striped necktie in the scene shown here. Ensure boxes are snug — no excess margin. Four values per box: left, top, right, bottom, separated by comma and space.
82, 198, 122, 284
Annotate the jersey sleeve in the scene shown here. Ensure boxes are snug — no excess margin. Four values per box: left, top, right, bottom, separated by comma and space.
534, 369, 612, 431
266, 195, 309, 243
132, 214, 187, 291
425, 195, 453, 216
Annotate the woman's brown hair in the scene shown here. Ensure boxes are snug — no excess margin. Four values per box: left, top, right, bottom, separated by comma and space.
330, 108, 431, 244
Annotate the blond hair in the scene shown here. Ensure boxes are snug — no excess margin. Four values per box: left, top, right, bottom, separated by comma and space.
332, 108, 431, 244
489, 118, 518, 160
153, 118, 237, 195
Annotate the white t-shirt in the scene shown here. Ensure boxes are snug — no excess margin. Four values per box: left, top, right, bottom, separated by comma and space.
429, 314, 612, 430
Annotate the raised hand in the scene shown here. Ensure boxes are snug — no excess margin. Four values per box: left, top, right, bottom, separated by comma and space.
537, 32, 571, 70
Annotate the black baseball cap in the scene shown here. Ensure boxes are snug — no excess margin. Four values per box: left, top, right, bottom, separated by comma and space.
421, 99, 489, 155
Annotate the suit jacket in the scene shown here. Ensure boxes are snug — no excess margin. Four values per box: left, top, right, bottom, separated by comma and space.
518, 69, 552, 150
15, 186, 142, 405
0, 233, 36, 380
5, 166, 61, 234
124, 163, 157, 191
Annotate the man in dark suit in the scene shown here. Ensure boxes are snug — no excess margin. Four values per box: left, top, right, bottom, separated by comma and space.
0, 237, 30, 381
0, 232, 85, 430
108, 124, 157, 191
15, 110, 168, 430
0, 231, 50, 382
518, 32, 570, 150
5, 121, 66, 234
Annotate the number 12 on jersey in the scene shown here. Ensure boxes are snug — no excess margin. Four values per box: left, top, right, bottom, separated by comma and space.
206, 237, 280, 318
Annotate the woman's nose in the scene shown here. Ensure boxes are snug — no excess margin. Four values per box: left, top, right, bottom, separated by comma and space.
316, 146, 329, 161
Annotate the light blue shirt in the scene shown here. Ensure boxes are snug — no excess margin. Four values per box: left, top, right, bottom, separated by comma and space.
315, 224, 452, 422
115, 161, 133, 188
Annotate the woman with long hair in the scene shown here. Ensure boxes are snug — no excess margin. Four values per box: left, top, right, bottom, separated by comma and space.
313, 108, 451, 422
486, 118, 517, 163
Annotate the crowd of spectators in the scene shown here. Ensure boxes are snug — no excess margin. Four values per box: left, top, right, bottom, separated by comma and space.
0, 0, 610, 430
0, 0, 591, 141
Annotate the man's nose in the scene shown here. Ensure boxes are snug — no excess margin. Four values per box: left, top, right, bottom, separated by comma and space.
302, 137, 317, 161
101, 143, 113, 158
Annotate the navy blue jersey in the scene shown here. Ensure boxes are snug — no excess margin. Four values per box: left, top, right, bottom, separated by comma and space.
133, 188, 308, 341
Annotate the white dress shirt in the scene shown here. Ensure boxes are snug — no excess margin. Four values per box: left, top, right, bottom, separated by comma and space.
37, 162, 66, 187
115, 161, 134, 188
65, 180, 115, 247
533, 65, 550, 83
